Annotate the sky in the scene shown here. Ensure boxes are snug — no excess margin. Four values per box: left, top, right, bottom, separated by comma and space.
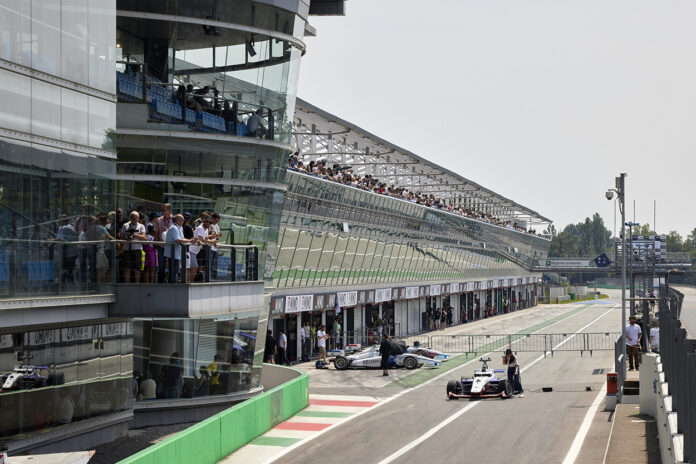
296, 0, 696, 238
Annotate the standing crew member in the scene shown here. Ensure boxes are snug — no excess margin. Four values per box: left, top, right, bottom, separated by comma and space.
316, 325, 328, 365
625, 316, 642, 370
502, 349, 524, 398
380, 334, 392, 376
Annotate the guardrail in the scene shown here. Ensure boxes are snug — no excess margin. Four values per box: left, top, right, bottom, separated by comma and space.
658, 286, 696, 462
323, 332, 620, 357
423, 332, 620, 356
118, 365, 309, 464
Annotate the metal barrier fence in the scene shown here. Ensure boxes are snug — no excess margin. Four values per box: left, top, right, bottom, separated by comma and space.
311, 331, 620, 357
659, 286, 696, 462
613, 334, 624, 402
426, 332, 620, 356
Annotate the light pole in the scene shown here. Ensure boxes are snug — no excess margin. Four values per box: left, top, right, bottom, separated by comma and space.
607, 173, 627, 376
625, 221, 640, 317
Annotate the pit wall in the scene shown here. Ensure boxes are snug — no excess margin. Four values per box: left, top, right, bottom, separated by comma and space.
640, 353, 685, 464
118, 365, 309, 464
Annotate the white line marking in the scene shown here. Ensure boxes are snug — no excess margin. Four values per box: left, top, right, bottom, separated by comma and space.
263, 303, 615, 464
377, 305, 617, 464
602, 408, 616, 464
562, 384, 608, 464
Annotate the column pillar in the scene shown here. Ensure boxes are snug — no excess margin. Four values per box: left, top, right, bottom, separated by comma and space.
296, 313, 302, 361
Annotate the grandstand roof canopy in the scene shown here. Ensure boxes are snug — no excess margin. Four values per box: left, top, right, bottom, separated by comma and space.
293, 98, 552, 227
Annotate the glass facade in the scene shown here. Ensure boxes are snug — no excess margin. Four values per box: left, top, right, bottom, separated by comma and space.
272, 171, 551, 288
0, 1, 117, 299
0, 322, 133, 441
132, 311, 266, 401
115, 2, 306, 282
115, 3, 304, 143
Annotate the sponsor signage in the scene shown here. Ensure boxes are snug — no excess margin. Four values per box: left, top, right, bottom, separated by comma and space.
61, 326, 91, 342
480, 281, 489, 290
337, 291, 358, 307
285, 295, 314, 313
543, 259, 591, 268
30, 329, 57, 346
315, 294, 325, 310
272, 297, 284, 315
405, 287, 419, 299
465, 282, 475, 292
300, 295, 313, 312
429, 285, 441, 296
450, 283, 460, 294
0, 334, 13, 349
375, 288, 392, 303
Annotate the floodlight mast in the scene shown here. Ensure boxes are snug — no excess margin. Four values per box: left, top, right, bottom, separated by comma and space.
607, 173, 627, 383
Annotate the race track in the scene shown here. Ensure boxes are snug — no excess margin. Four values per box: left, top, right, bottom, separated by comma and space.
272, 300, 621, 464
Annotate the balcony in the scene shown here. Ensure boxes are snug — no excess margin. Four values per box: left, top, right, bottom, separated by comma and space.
109, 242, 264, 318
0, 239, 264, 322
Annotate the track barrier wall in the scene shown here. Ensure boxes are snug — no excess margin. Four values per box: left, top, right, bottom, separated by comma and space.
117, 365, 309, 464
655, 286, 695, 463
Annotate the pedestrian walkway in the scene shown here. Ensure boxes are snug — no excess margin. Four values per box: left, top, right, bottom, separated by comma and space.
218, 394, 382, 464
603, 403, 661, 463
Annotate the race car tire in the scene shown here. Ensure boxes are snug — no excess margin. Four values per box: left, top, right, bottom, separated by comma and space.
416, 350, 429, 357
334, 356, 349, 370
403, 356, 418, 369
446, 380, 462, 398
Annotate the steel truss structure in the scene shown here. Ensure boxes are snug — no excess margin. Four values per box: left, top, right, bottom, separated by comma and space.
293, 98, 552, 232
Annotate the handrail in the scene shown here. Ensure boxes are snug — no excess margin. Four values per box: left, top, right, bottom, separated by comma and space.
0, 238, 255, 249
286, 169, 550, 242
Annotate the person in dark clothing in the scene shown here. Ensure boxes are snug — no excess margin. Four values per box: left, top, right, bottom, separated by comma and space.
160, 352, 182, 399
264, 330, 276, 363
380, 334, 392, 376
502, 348, 524, 398
447, 306, 453, 326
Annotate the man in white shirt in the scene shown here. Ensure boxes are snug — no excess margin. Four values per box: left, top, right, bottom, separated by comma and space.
649, 323, 660, 353
208, 213, 222, 279
300, 323, 308, 361
316, 325, 328, 364
277, 329, 289, 365
625, 316, 643, 371
119, 211, 147, 283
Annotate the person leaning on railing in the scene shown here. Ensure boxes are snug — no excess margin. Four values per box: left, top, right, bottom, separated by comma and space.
164, 214, 196, 283
119, 211, 147, 283
153, 203, 173, 283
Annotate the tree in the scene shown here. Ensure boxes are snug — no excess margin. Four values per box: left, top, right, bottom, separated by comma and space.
665, 230, 684, 252
548, 213, 613, 257
635, 224, 655, 236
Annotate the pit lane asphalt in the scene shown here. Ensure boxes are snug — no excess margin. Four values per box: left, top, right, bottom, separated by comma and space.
276, 301, 621, 464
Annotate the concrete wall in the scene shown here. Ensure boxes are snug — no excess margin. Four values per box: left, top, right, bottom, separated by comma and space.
640, 353, 684, 464
260, 363, 305, 391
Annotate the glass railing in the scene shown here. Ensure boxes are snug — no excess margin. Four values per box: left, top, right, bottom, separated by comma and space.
0, 239, 260, 300
0, 239, 117, 299
117, 71, 289, 144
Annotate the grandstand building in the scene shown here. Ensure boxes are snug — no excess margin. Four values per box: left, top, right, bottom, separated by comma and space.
0, 0, 343, 455
268, 99, 552, 360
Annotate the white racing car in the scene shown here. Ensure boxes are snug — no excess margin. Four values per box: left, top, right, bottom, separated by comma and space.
332, 345, 441, 370
446, 357, 512, 399
406, 341, 451, 361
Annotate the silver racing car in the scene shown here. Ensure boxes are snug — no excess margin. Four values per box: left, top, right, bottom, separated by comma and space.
332, 345, 441, 370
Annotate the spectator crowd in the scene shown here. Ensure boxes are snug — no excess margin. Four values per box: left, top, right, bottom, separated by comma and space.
55, 203, 225, 285
288, 155, 541, 236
